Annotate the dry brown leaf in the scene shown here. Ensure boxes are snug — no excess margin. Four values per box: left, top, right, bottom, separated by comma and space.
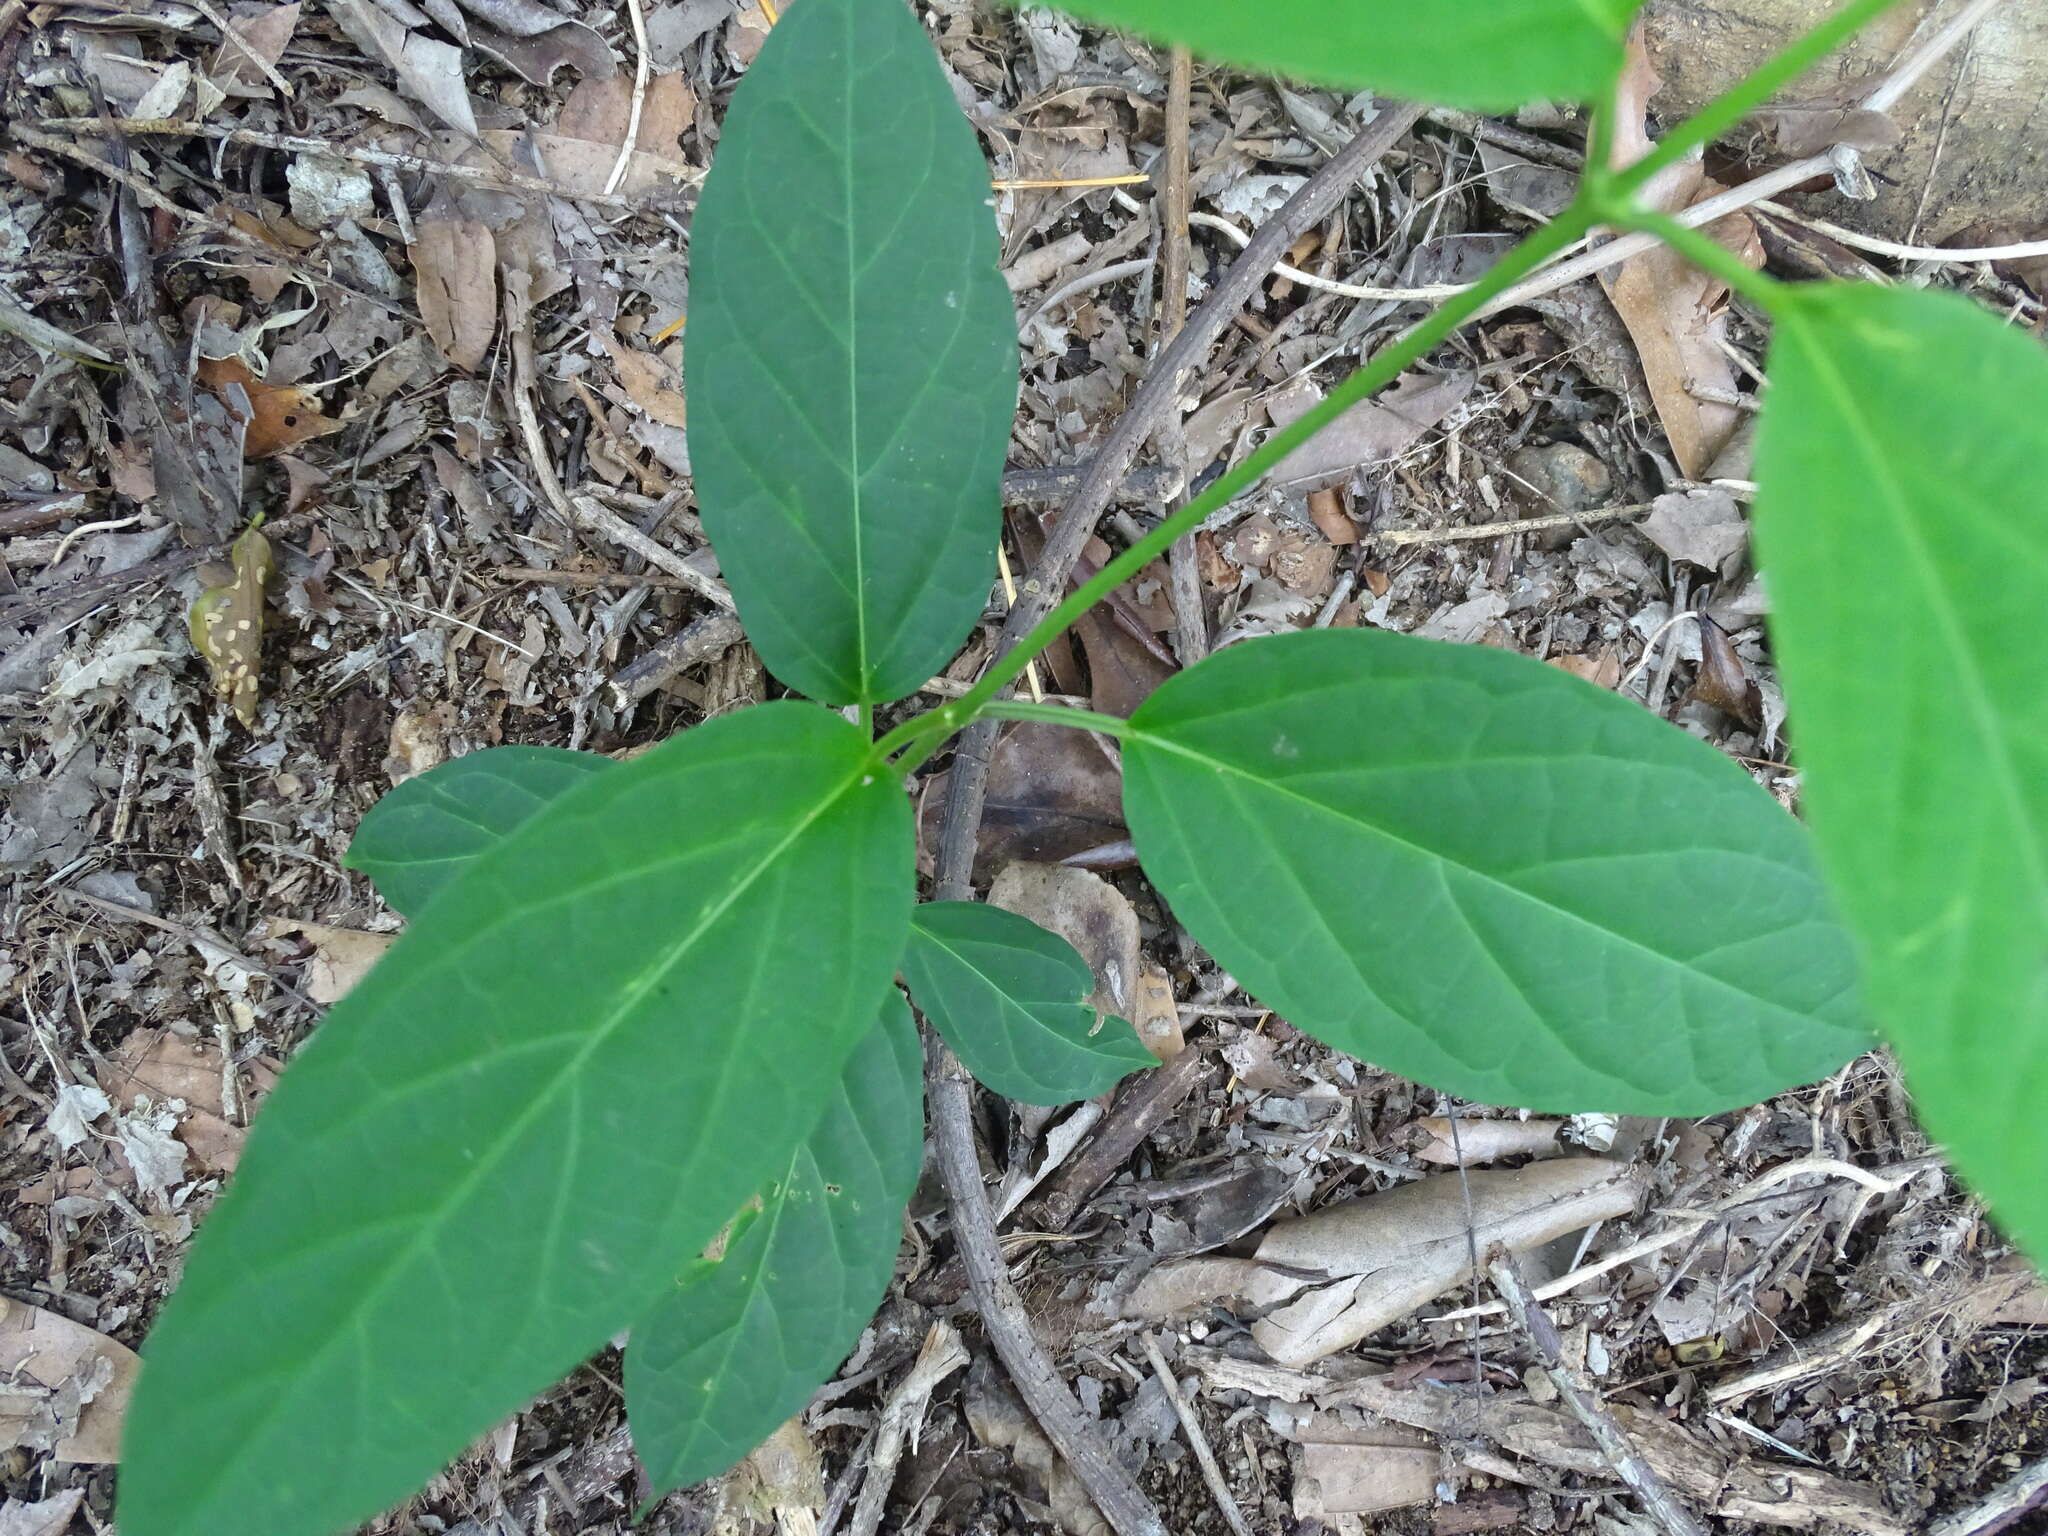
411, 203, 497, 372
1269, 369, 1474, 488
1600, 27, 1763, 479
0, 1298, 141, 1463
1751, 103, 1898, 158
98, 1028, 282, 1174
465, 72, 694, 201
917, 722, 1125, 877
1689, 612, 1763, 728
1126, 1161, 1645, 1366
1291, 1419, 1438, 1518
1403, 1115, 1565, 1165
1640, 485, 1748, 572
209, 1, 301, 96
267, 919, 396, 1003
1306, 487, 1356, 545
327, 0, 477, 136
988, 861, 1146, 1031
1073, 606, 1170, 719
188, 523, 273, 727
466, 13, 613, 86
964, 1359, 1112, 1536
1550, 650, 1622, 689
555, 68, 691, 152
1249, 1160, 1643, 1365
605, 335, 688, 428
1130, 965, 1181, 1060
196, 355, 340, 459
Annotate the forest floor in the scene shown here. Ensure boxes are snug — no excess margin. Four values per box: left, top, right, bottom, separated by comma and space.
2, 0, 2046, 1533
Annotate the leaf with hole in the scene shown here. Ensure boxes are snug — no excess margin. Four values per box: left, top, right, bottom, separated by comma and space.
903, 901, 1156, 1104
1753, 282, 2048, 1260
345, 745, 610, 916
1044, 0, 1642, 113
1121, 629, 1870, 1114
118, 702, 913, 1536
687, 0, 1018, 705
628, 986, 922, 1494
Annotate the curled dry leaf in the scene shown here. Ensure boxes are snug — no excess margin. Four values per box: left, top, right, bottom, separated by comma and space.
1600, 28, 1763, 479
1126, 1160, 1644, 1366
0, 1298, 141, 1463
1403, 1115, 1566, 1165
1689, 612, 1763, 729
410, 200, 497, 372
188, 524, 273, 727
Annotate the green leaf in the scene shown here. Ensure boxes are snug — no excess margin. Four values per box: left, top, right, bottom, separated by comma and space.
120, 702, 913, 1536
687, 0, 1018, 706
1044, 0, 1641, 113
628, 987, 922, 1494
345, 745, 609, 915
1753, 283, 2048, 1260
903, 902, 1155, 1104
1122, 629, 1869, 1114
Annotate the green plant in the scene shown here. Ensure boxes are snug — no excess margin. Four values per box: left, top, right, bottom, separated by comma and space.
119, 0, 2048, 1531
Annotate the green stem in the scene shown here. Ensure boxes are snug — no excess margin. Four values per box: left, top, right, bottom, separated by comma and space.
977, 699, 1134, 738
872, 709, 957, 769
1611, 0, 1905, 196
1624, 211, 1784, 308
946, 206, 1595, 728
858, 700, 873, 739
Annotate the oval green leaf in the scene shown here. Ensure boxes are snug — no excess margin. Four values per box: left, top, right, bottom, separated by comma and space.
345, 745, 610, 915
120, 702, 913, 1536
1122, 629, 1869, 1114
628, 987, 922, 1494
687, 0, 1018, 706
1045, 0, 1641, 113
903, 901, 1156, 1104
1753, 283, 2048, 1260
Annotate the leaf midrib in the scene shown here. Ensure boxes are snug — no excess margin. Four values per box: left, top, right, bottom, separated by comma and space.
836, 0, 869, 695
165, 741, 875, 1532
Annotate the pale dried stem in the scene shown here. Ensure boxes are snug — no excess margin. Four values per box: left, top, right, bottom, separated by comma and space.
1140, 1334, 1253, 1536
602, 0, 650, 197
1488, 1249, 1710, 1536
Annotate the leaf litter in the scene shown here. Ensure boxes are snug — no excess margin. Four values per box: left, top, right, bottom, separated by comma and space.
0, 0, 2042, 1530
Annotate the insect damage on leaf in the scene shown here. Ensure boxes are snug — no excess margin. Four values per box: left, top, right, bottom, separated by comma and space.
188, 523, 273, 727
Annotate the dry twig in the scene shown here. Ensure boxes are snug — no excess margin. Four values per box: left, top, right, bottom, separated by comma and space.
1140, 1333, 1252, 1536
1487, 1248, 1709, 1536
845, 1322, 969, 1536
926, 1037, 1166, 1536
